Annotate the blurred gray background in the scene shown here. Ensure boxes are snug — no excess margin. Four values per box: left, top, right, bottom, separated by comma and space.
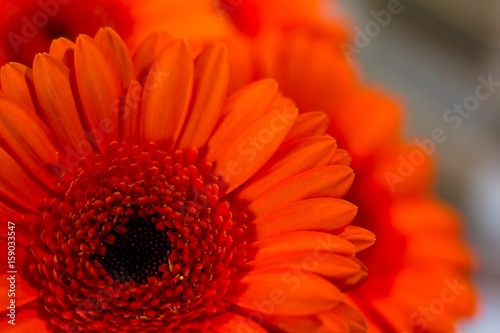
331, 1, 500, 331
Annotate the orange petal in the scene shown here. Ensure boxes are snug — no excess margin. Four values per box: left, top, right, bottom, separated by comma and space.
339, 226, 376, 252
140, 39, 193, 147
0, 97, 57, 188
94, 28, 135, 89
330, 148, 351, 166
237, 136, 337, 200
264, 314, 322, 333
75, 34, 121, 153
119, 81, 142, 146
227, 268, 342, 316
0, 63, 36, 112
267, 92, 296, 113
252, 198, 356, 238
133, 31, 172, 79
213, 108, 298, 193
0, 148, 47, 212
246, 165, 354, 218
283, 111, 329, 144
246, 247, 366, 286
318, 302, 367, 333
206, 79, 279, 160
33, 53, 87, 152
48, 37, 75, 65
249, 231, 356, 258
266, 302, 365, 332
177, 44, 229, 148
210, 312, 269, 333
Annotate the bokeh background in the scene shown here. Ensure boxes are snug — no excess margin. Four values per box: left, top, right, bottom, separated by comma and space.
331, 0, 500, 331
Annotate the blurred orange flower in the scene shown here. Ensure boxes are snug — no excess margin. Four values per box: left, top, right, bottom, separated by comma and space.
220, 1, 477, 332
0, 0, 228, 66
0, 28, 373, 332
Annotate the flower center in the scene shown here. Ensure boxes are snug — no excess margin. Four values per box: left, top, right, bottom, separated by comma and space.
29, 143, 248, 332
96, 216, 171, 284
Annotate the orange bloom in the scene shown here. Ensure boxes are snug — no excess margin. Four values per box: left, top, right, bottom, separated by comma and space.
0, 28, 373, 332
0, 0, 227, 66
218, 2, 477, 332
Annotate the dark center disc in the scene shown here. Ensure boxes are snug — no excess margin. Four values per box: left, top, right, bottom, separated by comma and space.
97, 217, 170, 284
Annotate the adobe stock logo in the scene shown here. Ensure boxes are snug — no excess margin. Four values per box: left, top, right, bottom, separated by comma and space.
7, 0, 71, 54
385, 74, 500, 191
340, 0, 412, 61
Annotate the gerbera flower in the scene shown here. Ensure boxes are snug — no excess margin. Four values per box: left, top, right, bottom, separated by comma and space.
0, 0, 227, 66
0, 28, 374, 332
213, 1, 477, 332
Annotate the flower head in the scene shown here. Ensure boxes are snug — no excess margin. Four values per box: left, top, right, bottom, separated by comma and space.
0, 28, 373, 332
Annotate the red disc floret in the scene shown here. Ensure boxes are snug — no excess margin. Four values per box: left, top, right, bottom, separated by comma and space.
29, 142, 248, 332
